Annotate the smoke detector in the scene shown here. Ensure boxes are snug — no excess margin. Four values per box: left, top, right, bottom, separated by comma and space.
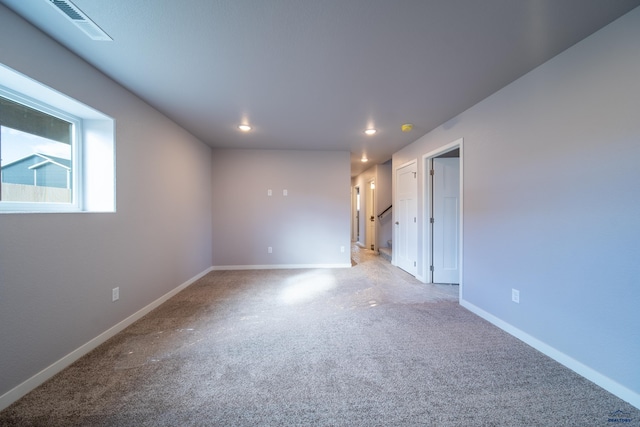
46, 0, 112, 41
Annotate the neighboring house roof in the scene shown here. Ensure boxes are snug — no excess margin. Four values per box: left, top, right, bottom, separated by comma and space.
2, 153, 70, 170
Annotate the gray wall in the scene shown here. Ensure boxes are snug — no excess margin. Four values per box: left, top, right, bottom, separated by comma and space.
394, 8, 640, 402
212, 149, 351, 267
376, 162, 393, 249
0, 6, 213, 400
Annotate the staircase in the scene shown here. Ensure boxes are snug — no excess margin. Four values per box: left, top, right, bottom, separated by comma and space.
379, 240, 392, 262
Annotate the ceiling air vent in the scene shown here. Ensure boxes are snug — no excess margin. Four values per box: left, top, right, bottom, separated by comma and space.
47, 0, 112, 41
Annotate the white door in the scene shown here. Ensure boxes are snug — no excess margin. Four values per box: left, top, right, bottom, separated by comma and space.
432, 157, 460, 284
395, 162, 417, 275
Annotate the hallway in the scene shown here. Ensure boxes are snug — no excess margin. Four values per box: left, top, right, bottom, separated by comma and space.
350, 244, 459, 303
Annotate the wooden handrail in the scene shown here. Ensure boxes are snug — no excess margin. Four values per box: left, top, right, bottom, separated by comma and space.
377, 205, 392, 219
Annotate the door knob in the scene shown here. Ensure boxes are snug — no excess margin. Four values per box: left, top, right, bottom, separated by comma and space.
395, 221, 399, 225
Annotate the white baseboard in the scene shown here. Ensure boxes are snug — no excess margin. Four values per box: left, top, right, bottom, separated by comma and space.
0, 267, 213, 412
460, 299, 640, 410
212, 263, 351, 270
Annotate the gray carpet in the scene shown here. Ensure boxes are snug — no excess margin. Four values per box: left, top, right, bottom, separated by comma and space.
1, 248, 638, 426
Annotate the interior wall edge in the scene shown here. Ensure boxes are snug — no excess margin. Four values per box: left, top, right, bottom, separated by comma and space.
460, 299, 640, 410
0, 266, 214, 412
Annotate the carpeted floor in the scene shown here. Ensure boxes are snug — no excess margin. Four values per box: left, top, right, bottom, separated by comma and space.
1, 247, 638, 426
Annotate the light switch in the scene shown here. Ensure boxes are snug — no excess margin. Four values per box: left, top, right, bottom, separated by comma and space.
283, 189, 288, 196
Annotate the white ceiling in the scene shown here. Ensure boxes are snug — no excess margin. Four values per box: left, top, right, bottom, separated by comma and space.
2, 0, 639, 176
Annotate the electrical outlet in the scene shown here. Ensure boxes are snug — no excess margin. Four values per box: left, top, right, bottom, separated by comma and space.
512, 289, 520, 304
283, 189, 288, 196
268, 246, 273, 254
112, 287, 119, 302
267, 189, 272, 196
340, 246, 345, 253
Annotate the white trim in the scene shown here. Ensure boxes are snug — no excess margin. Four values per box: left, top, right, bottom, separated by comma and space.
461, 299, 640, 410
395, 158, 418, 171
3, 153, 68, 170
212, 264, 352, 271
0, 267, 213, 412
420, 138, 463, 303
28, 160, 71, 171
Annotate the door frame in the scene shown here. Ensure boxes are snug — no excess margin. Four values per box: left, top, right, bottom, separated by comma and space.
351, 185, 360, 242
366, 179, 376, 250
421, 138, 463, 295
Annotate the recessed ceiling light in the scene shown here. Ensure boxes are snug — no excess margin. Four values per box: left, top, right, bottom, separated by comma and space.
238, 124, 252, 132
364, 129, 377, 135
361, 156, 368, 162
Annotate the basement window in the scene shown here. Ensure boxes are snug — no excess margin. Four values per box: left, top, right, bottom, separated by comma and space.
0, 64, 115, 213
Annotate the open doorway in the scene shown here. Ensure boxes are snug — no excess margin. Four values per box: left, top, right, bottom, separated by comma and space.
422, 138, 463, 287
365, 179, 376, 251
352, 186, 361, 244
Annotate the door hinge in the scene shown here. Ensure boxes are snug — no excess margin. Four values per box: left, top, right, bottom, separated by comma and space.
430, 265, 434, 272
430, 217, 434, 223
414, 261, 417, 267
413, 172, 417, 178
430, 169, 434, 176
414, 217, 416, 223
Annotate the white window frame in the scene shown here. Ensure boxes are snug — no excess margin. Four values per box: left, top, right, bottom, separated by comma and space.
0, 86, 83, 212
0, 63, 115, 214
